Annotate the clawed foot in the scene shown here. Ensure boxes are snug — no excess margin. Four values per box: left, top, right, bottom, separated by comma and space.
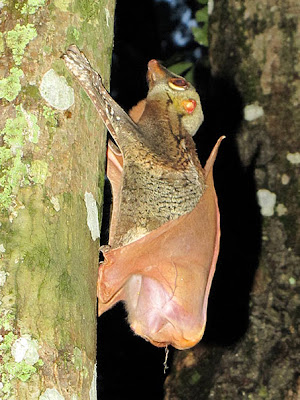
62, 45, 104, 91
99, 244, 111, 254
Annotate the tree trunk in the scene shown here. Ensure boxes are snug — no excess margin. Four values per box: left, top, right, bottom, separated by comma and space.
0, 1, 115, 398
165, 0, 299, 399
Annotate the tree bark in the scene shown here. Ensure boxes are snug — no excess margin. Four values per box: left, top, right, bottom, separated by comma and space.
0, 1, 115, 398
165, 0, 299, 399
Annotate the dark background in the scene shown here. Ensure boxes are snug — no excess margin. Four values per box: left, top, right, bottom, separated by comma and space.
97, 1, 260, 399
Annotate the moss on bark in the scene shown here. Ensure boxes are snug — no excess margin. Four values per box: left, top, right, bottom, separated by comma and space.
0, 0, 116, 398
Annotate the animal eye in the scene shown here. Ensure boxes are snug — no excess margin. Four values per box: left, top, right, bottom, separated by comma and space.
182, 99, 197, 114
168, 78, 188, 91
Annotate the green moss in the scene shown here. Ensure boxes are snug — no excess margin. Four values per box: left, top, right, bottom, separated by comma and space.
54, 0, 71, 12
73, 0, 102, 20
23, 244, 50, 272
238, 64, 260, 103
30, 160, 49, 184
6, 24, 37, 65
0, 331, 16, 350
51, 58, 72, 82
63, 192, 72, 205
42, 44, 52, 54
2, 108, 28, 146
42, 105, 59, 128
0, 311, 15, 332
0, 67, 23, 102
22, 84, 41, 101
0, 32, 4, 54
20, 0, 46, 15
72, 347, 88, 379
58, 271, 73, 300
0, 335, 16, 397
189, 371, 201, 385
6, 361, 37, 382
0, 106, 45, 210
258, 385, 268, 398
66, 26, 83, 47
72, 347, 83, 370
0, 109, 28, 209
3, 106, 40, 145
0, 329, 43, 398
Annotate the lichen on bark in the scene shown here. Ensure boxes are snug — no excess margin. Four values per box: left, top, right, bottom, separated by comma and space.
0, 0, 116, 398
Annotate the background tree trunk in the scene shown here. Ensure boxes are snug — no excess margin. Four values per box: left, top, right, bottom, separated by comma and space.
0, 1, 115, 398
165, 0, 299, 399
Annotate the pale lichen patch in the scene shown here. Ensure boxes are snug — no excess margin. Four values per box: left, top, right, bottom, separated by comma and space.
11, 335, 39, 365
84, 192, 100, 241
286, 152, 300, 165
89, 364, 97, 400
281, 174, 290, 185
39, 69, 74, 110
276, 203, 287, 216
40, 388, 65, 399
105, 8, 110, 27
208, 0, 214, 15
0, 270, 7, 286
289, 277, 296, 286
257, 189, 276, 217
50, 196, 60, 212
244, 103, 264, 121
20, 105, 40, 143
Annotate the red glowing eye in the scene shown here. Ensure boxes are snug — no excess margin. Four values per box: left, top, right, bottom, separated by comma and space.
182, 99, 197, 114
168, 78, 189, 90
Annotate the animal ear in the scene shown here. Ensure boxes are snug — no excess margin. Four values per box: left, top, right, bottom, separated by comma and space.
129, 99, 147, 123
204, 136, 226, 178
107, 140, 123, 245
